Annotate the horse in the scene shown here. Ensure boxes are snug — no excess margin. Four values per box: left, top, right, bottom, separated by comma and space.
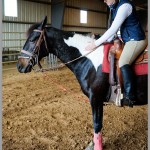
16, 16, 148, 150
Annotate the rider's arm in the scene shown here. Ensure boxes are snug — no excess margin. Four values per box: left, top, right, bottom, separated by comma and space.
95, 3, 132, 46
107, 35, 115, 42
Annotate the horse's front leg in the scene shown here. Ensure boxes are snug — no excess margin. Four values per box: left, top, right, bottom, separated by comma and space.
90, 95, 103, 150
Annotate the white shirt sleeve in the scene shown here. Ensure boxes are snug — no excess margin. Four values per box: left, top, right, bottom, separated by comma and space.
95, 3, 132, 46
107, 34, 115, 42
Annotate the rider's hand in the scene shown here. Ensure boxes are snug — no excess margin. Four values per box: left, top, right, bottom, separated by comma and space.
85, 42, 97, 51
109, 46, 116, 54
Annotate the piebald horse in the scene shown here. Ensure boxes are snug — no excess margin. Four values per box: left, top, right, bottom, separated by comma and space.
17, 16, 147, 150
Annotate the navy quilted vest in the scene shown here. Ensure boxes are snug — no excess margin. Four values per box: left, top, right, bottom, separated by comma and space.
110, 0, 145, 43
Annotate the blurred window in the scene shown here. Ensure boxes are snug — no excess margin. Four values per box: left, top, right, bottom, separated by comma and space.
80, 10, 87, 24
4, 0, 18, 17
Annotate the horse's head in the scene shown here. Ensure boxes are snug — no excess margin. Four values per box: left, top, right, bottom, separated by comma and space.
17, 16, 49, 73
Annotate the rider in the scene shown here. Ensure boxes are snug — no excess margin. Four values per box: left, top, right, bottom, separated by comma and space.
85, 0, 147, 108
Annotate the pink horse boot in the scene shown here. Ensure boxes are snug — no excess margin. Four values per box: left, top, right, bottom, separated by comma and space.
93, 132, 103, 150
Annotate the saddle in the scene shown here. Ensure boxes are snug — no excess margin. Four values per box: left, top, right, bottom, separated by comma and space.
109, 39, 148, 87
107, 39, 148, 106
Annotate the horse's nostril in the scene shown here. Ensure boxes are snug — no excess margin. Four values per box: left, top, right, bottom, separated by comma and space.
17, 62, 21, 70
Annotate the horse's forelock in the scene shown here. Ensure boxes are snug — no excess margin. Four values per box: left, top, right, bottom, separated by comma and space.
26, 23, 41, 38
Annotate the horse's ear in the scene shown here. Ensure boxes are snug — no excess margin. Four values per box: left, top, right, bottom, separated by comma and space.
38, 16, 47, 30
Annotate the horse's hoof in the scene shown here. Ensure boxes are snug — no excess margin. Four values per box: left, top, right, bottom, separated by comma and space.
85, 140, 94, 150
121, 98, 135, 108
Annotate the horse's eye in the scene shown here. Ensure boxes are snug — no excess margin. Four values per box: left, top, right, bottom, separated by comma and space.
29, 39, 34, 43
29, 38, 38, 45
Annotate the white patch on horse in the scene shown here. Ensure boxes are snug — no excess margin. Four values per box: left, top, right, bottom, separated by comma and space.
64, 34, 104, 71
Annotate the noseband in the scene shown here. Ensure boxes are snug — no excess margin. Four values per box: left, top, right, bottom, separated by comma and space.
19, 29, 49, 70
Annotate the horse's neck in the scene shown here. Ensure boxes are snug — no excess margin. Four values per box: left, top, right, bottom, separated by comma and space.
46, 29, 81, 65
46, 28, 104, 72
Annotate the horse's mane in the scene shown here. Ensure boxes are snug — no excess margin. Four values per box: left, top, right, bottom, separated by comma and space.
26, 23, 40, 37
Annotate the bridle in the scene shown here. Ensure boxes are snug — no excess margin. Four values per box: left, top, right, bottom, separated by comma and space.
18, 29, 49, 70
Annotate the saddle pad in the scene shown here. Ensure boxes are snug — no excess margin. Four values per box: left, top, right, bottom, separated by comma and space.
133, 63, 148, 75
102, 43, 148, 75
102, 43, 113, 73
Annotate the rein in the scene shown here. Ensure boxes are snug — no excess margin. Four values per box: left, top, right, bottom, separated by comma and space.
34, 48, 98, 72
19, 29, 99, 72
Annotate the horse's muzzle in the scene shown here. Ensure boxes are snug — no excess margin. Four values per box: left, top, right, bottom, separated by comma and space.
16, 58, 32, 73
